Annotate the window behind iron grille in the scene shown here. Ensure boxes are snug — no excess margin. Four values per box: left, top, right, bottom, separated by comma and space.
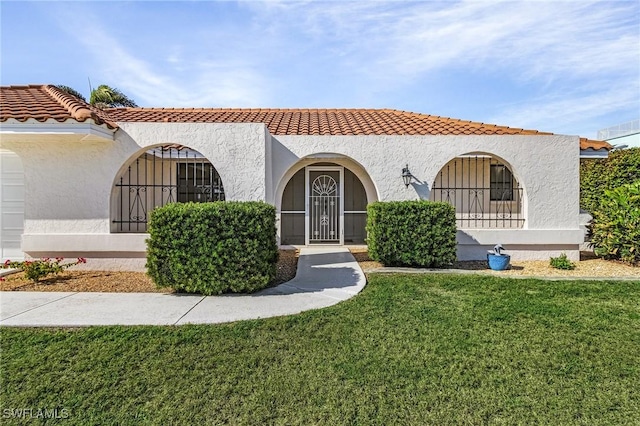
177, 163, 225, 203
490, 164, 513, 201
112, 146, 225, 233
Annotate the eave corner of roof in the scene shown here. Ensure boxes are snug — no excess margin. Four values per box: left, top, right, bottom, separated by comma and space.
43, 85, 118, 131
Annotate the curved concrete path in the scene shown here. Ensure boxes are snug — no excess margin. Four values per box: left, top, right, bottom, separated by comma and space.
0, 247, 366, 327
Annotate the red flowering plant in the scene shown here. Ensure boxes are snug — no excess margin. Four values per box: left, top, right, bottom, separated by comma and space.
1, 257, 87, 283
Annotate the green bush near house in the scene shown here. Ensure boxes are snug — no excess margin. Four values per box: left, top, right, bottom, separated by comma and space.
590, 181, 640, 264
580, 147, 640, 213
146, 201, 278, 295
549, 253, 576, 270
366, 201, 457, 267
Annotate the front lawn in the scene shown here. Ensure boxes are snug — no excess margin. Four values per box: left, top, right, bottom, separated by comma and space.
1, 274, 639, 425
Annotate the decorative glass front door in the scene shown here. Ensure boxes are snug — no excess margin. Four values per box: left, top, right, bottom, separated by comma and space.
308, 170, 341, 243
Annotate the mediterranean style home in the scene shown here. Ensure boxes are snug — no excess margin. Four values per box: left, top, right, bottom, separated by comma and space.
0, 85, 611, 269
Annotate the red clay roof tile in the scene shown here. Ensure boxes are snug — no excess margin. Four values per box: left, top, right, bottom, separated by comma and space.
0, 85, 612, 151
0, 85, 117, 129
579, 137, 612, 151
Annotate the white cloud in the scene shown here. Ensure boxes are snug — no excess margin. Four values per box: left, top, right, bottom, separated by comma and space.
50, 5, 271, 107
42, 0, 638, 136
249, 0, 638, 83
258, 0, 638, 136
488, 79, 639, 136
100, 34, 269, 107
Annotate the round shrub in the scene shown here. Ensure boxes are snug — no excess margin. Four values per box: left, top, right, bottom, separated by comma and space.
146, 202, 278, 295
366, 201, 457, 268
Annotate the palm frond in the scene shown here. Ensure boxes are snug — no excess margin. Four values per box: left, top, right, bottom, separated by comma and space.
90, 84, 138, 108
55, 85, 87, 102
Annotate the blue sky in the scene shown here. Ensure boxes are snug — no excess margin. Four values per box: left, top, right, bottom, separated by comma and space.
1, 0, 638, 139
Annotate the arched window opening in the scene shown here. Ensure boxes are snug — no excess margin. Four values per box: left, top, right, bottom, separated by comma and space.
431, 155, 524, 229
112, 145, 225, 233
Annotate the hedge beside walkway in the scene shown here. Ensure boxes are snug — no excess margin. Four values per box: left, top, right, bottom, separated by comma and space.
146, 201, 278, 295
366, 201, 457, 268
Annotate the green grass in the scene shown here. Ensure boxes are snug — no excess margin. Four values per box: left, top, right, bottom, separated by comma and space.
1, 274, 639, 425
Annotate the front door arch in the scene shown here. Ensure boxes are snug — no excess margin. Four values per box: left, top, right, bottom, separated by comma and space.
280, 162, 368, 245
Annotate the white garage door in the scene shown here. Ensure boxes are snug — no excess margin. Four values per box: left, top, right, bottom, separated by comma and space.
0, 149, 25, 261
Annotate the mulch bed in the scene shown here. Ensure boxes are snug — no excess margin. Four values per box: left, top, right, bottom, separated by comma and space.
0, 250, 299, 293
350, 248, 640, 278
2, 248, 637, 293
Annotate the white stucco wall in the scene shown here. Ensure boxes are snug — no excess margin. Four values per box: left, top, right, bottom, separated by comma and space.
1, 123, 268, 265
271, 134, 579, 227
1, 122, 583, 265
3, 123, 267, 234
270, 134, 582, 260
116, 123, 268, 202
2, 137, 122, 234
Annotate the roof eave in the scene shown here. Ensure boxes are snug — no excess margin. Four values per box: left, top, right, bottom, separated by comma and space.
580, 148, 609, 159
0, 119, 116, 142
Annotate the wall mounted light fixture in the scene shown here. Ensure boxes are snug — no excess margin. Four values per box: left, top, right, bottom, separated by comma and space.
402, 164, 414, 187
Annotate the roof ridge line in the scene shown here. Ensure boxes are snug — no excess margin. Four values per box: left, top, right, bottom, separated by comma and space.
103, 107, 403, 112
43, 85, 95, 121
44, 85, 118, 129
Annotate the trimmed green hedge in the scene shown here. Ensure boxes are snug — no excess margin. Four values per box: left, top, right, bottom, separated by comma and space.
590, 182, 640, 264
146, 202, 278, 295
366, 201, 457, 267
581, 148, 640, 213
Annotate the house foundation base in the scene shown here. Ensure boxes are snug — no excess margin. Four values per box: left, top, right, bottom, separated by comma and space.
20, 230, 584, 272
457, 245, 581, 261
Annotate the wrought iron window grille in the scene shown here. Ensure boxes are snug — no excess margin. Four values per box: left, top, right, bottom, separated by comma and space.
431, 156, 524, 228
113, 146, 225, 233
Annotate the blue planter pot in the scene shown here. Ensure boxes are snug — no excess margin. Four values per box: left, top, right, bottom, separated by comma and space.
487, 253, 511, 271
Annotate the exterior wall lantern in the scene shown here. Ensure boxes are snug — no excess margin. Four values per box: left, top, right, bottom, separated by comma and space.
402, 164, 414, 187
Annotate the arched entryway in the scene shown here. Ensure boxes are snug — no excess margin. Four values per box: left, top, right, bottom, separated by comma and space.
111, 145, 225, 233
279, 161, 371, 245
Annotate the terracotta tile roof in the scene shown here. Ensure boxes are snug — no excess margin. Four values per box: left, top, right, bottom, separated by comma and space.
106, 107, 611, 150
0, 84, 117, 129
1, 84, 611, 151
579, 137, 613, 151
105, 107, 556, 137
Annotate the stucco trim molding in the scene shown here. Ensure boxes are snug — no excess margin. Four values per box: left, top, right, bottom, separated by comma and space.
457, 229, 584, 245
456, 229, 584, 261
0, 120, 115, 142
22, 233, 148, 254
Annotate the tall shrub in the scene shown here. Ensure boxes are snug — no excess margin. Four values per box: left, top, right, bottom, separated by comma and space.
146, 201, 278, 295
581, 148, 640, 213
366, 201, 457, 267
590, 182, 640, 264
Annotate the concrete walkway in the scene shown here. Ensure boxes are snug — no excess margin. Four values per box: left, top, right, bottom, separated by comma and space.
0, 247, 366, 327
